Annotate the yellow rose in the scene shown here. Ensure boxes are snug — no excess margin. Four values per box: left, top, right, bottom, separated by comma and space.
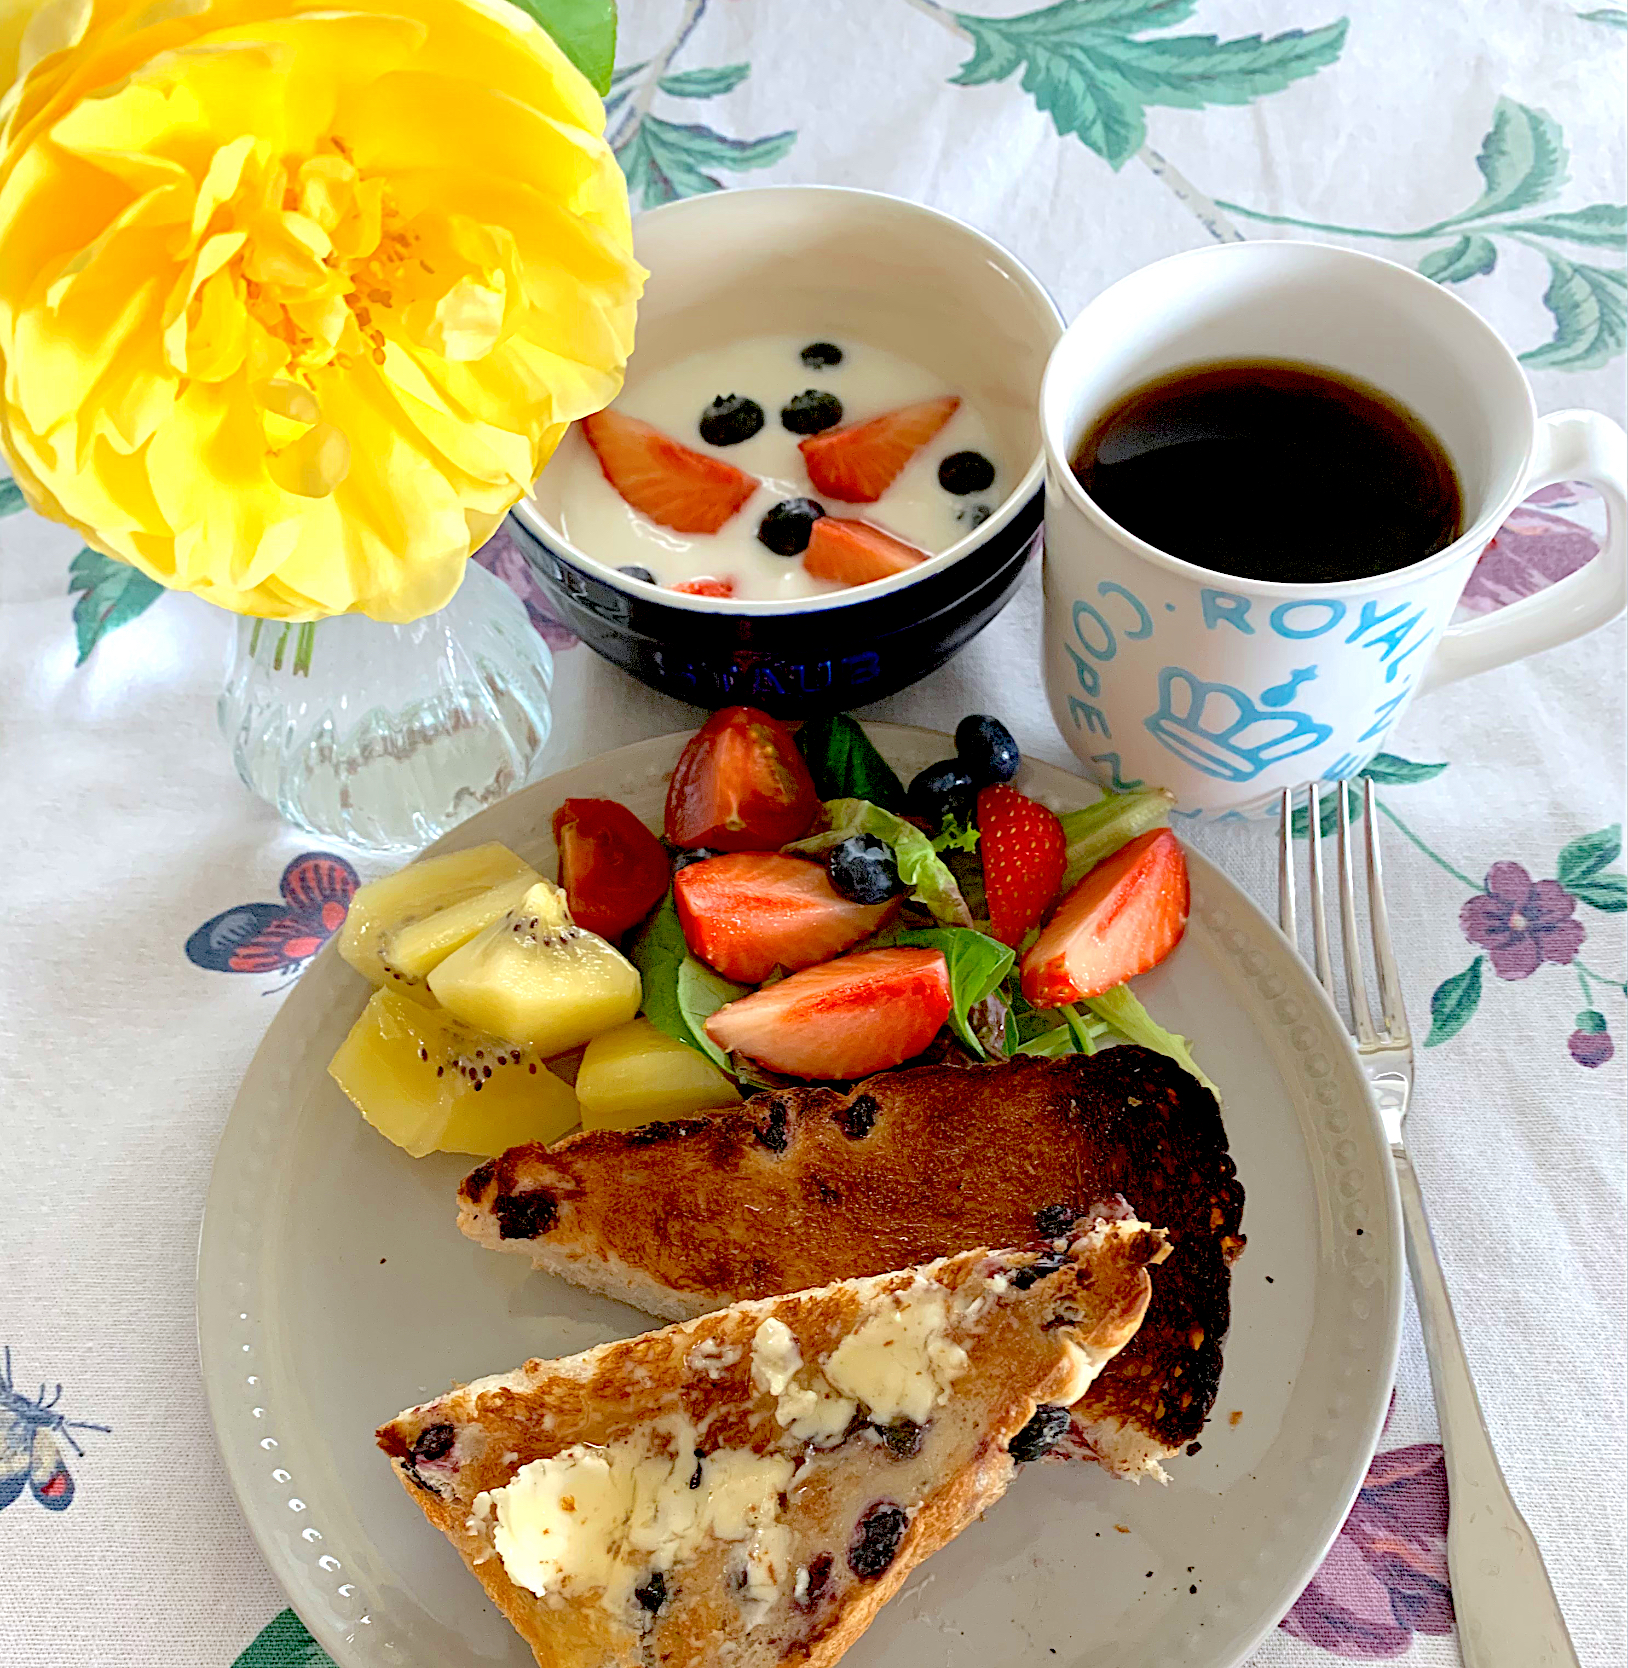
0, 0, 642, 620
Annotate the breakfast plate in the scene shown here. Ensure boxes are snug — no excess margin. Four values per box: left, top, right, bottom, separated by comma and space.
197, 725, 1402, 1668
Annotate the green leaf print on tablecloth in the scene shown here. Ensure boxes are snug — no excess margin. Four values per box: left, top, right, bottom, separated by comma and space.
67, 548, 165, 665
607, 1, 797, 208
942, 0, 1348, 170
1216, 98, 1628, 370
231, 1609, 335, 1668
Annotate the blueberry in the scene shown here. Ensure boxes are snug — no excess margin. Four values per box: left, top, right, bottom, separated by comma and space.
954, 714, 1020, 786
412, 1423, 455, 1464
876, 1419, 923, 1459
781, 390, 844, 435
699, 393, 764, 446
1010, 1249, 1066, 1291
757, 497, 826, 557
1008, 1404, 1072, 1463
956, 503, 992, 529
617, 565, 657, 584
1033, 1202, 1079, 1239
755, 1099, 792, 1154
796, 1552, 834, 1610
826, 835, 900, 904
848, 1502, 908, 1579
906, 758, 976, 828
491, 1188, 556, 1240
801, 341, 844, 369
672, 846, 722, 871
834, 1092, 880, 1140
938, 450, 996, 495
633, 1570, 666, 1613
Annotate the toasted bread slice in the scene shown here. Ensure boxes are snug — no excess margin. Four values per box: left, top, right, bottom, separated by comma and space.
379, 1223, 1167, 1668
458, 1048, 1244, 1480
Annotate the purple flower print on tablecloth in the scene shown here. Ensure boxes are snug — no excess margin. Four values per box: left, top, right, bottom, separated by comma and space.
1461, 483, 1603, 616
1281, 1441, 1453, 1659
1460, 863, 1586, 980
474, 527, 579, 651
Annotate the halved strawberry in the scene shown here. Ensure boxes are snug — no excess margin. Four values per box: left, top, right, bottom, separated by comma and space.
553, 798, 669, 943
674, 852, 899, 984
705, 947, 951, 1079
977, 784, 1067, 947
799, 396, 960, 502
803, 517, 928, 587
1020, 829, 1189, 1006
671, 576, 734, 597
580, 410, 756, 533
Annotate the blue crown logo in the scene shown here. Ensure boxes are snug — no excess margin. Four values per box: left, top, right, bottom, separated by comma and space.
1144, 667, 1332, 783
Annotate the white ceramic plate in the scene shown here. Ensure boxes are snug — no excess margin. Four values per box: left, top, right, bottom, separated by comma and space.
198, 726, 1402, 1668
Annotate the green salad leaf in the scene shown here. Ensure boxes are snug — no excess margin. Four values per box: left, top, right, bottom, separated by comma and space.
1082, 984, 1218, 1098
884, 927, 1014, 1059
786, 799, 972, 925
628, 890, 746, 1073
795, 713, 907, 810
1058, 789, 1174, 892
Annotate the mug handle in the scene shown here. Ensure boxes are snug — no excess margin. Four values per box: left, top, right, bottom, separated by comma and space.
1418, 408, 1627, 694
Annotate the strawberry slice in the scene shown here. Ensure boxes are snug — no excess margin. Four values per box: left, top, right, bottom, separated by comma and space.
1020, 829, 1189, 1006
977, 784, 1067, 947
799, 396, 960, 502
803, 517, 928, 587
674, 852, 899, 984
671, 576, 734, 597
705, 947, 951, 1079
580, 410, 756, 533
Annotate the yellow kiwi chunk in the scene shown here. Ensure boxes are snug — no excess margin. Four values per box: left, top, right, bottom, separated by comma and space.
338, 842, 539, 1005
385, 874, 540, 982
328, 987, 579, 1158
577, 1017, 741, 1132
427, 880, 641, 1054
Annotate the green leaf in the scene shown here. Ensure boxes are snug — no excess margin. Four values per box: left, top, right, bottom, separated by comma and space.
1577, 7, 1627, 28
1556, 824, 1621, 886
932, 817, 981, 855
795, 714, 907, 811
1285, 785, 1365, 839
0, 475, 25, 517
951, 4, 1346, 169
1496, 203, 1628, 249
1081, 983, 1217, 1096
884, 926, 1014, 1058
1359, 753, 1449, 785
1418, 234, 1497, 284
1521, 254, 1626, 370
628, 892, 746, 1072
232, 1609, 337, 1668
1424, 955, 1483, 1047
1454, 98, 1568, 223
68, 547, 165, 665
1575, 1007, 1608, 1034
1572, 874, 1628, 911
1015, 1023, 1079, 1057
1057, 788, 1173, 890
659, 63, 751, 98
506, 0, 616, 96
616, 115, 796, 207
786, 799, 973, 925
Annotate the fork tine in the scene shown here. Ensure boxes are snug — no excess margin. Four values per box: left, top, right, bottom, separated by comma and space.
1306, 784, 1337, 1001
1365, 777, 1411, 1041
1278, 786, 1297, 942
1337, 780, 1379, 1044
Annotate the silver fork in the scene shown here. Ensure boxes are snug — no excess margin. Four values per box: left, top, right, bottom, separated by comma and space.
1280, 779, 1582, 1668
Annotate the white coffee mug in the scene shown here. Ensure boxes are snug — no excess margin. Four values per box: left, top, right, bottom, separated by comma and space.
1040, 241, 1627, 820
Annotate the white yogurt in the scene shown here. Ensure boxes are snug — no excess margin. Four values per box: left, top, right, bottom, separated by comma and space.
548, 333, 1007, 600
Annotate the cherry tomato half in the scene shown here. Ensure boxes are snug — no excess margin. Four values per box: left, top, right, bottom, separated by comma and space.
553, 798, 670, 941
664, 706, 820, 852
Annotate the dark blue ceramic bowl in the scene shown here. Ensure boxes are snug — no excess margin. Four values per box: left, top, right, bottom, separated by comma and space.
509, 187, 1063, 717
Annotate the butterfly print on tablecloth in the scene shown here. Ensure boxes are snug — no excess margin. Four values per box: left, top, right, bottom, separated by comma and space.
186, 852, 359, 978
1, 1347, 110, 1514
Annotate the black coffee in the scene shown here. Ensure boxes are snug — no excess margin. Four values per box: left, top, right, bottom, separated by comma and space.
1071, 359, 1462, 584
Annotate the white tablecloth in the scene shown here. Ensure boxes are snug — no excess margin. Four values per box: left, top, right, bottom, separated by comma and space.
2, 3, 1623, 1665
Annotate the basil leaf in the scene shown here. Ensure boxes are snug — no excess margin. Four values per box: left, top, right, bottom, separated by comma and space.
628, 891, 746, 1072
1058, 789, 1173, 892
795, 714, 907, 810
785, 799, 972, 925
885, 926, 1014, 1058
1082, 984, 1217, 1097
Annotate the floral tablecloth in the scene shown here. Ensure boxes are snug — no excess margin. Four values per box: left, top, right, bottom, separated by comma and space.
1, 3, 1623, 1665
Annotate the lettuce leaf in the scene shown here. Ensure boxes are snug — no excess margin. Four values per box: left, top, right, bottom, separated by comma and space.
628, 891, 746, 1073
786, 799, 972, 925
1058, 789, 1174, 892
1082, 983, 1218, 1098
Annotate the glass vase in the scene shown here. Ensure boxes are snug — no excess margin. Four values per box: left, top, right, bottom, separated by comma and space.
218, 559, 553, 856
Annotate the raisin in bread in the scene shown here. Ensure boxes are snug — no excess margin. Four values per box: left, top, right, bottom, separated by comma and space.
378, 1221, 1167, 1668
457, 1048, 1244, 1482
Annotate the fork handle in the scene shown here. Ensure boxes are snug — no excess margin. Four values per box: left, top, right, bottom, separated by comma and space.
1393, 1145, 1582, 1668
